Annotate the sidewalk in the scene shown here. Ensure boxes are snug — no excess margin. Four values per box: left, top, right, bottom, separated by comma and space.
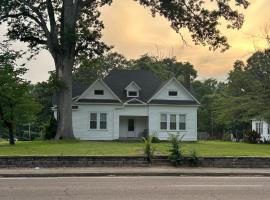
1, 167, 270, 177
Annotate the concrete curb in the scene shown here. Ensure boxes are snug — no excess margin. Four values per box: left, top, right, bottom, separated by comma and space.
1, 172, 270, 178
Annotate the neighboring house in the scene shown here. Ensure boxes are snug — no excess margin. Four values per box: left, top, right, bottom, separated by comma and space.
53, 70, 200, 141
251, 118, 270, 140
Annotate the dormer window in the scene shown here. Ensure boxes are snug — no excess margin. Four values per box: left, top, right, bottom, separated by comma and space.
125, 81, 141, 98
94, 90, 104, 95
168, 91, 178, 96
127, 91, 139, 97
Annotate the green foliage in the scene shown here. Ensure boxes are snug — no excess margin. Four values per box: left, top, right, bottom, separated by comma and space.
222, 133, 232, 141
142, 135, 155, 165
131, 55, 197, 88
74, 52, 130, 84
43, 117, 57, 140
244, 130, 261, 144
0, 43, 41, 144
168, 133, 183, 166
187, 149, 200, 167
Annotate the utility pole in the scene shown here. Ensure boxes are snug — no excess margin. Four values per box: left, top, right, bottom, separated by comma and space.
28, 123, 31, 140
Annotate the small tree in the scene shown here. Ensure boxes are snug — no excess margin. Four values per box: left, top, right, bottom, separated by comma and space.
0, 44, 41, 145
142, 135, 155, 165
168, 133, 184, 166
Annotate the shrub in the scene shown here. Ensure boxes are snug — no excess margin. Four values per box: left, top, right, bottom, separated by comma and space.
244, 130, 261, 144
168, 133, 183, 166
187, 149, 199, 167
222, 133, 232, 141
142, 135, 155, 165
43, 117, 57, 140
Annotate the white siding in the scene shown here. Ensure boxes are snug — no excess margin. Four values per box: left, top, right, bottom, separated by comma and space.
252, 120, 270, 140
79, 80, 118, 100
72, 104, 117, 140
148, 105, 197, 141
152, 80, 193, 101
57, 103, 198, 141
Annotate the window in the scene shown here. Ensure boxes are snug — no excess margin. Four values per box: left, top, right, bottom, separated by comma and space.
168, 91, 178, 96
170, 114, 176, 130
90, 113, 97, 129
160, 114, 167, 130
179, 114, 186, 130
256, 122, 263, 134
94, 90, 104, 95
128, 119, 135, 131
100, 113, 107, 129
127, 91, 138, 97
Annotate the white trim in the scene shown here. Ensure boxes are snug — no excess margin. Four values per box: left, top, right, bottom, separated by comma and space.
77, 79, 122, 103
89, 112, 108, 131
124, 98, 146, 105
127, 90, 139, 97
125, 81, 141, 91
147, 77, 200, 104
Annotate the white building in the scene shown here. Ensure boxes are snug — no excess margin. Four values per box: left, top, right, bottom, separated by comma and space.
251, 118, 270, 140
54, 70, 200, 141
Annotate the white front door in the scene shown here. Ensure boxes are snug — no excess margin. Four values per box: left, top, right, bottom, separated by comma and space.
127, 119, 136, 137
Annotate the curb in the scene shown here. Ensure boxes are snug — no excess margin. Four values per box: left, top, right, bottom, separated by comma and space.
1, 172, 270, 178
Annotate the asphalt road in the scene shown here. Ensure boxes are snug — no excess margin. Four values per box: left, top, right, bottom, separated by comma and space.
0, 176, 270, 200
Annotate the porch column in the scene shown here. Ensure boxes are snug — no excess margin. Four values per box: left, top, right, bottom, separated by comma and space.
113, 111, 120, 140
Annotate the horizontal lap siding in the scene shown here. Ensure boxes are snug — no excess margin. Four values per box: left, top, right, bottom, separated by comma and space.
148, 106, 197, 141
72, 105, 117, 140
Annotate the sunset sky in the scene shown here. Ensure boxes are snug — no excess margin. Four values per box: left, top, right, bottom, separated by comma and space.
2, 0, 270, 82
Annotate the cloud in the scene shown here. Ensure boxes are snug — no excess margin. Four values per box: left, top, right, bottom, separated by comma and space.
2, 0, 270, 83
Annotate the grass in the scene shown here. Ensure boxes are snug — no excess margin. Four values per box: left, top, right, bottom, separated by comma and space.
0, 140, 270, 157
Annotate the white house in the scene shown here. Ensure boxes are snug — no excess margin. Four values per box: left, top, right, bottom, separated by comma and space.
54, 70, 200, 141
251, 118, 270, 140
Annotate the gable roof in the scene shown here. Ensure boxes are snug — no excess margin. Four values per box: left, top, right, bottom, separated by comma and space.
103, 70, 163, 102
147, 77, 200, 105
77, 79, 122, 103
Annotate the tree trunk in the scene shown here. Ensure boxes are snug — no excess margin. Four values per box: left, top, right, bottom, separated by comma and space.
54, 55, 75, 140
7, 122, 15, 145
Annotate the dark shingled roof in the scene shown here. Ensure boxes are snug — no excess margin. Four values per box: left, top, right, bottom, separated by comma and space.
104, 70, 163, 102
52, 81, 89, 105
149, 100, 198, 105
77, 99, 121, 104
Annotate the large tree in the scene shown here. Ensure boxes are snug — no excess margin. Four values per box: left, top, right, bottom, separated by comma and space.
0, 0, 249, 139
215, 49, 270, 124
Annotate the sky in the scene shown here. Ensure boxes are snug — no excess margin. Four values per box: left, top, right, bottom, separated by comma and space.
1, 0, 270, 83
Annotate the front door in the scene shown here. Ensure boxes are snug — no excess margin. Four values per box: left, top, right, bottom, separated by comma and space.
128, 119, 136, 137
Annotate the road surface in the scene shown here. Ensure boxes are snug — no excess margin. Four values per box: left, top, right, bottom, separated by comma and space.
0, 176, 270, 200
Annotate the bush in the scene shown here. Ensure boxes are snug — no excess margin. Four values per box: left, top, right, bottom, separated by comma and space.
244, 130, 261, 144
187, 149, 199, 167
222, 133, 232, 141
43, 117, 57, 140
142, 135, 155, 165
168, 133, 183, 166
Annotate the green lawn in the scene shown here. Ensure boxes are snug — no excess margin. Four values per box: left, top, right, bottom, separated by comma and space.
0, 140, 270, 157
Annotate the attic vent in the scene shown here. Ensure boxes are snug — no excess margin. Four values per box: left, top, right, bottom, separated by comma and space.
168, 91, 178, 96
94, 90, 104, 95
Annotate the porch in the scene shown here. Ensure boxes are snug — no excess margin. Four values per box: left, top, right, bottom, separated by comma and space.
119, 116, 148, 140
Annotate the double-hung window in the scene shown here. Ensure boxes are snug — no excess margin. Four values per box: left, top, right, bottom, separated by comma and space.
100, 113, 107, 129
256, 122, 263, 134
179, 114, 186, 130
90, 113, 107, 130
160, 114, 167, 130
170, 114, 177, 130
90, 113, 97, 129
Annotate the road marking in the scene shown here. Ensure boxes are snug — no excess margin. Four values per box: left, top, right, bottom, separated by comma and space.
170, 185, 263, 187
0, 176, 270, 180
